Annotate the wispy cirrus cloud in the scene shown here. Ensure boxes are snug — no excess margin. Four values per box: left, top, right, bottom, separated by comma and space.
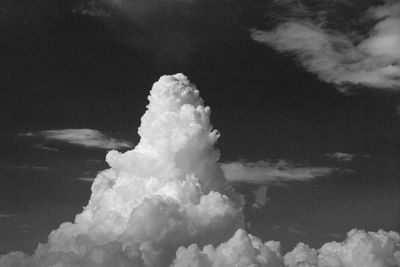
74, 0, 196, 18
76, 177, 96, 182
326, 152, 356, 162
251, 0, 400, 91
221, 160, 335, 184
0, 214, 15, 219
20, 129, 132, 150
32, 144, 60, 152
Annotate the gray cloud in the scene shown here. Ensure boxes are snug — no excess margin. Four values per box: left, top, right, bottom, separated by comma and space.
76, 177, 96, 182
326, 152, 356, 162
251, 0, 400, 91
21, 129, 133, 150
32, 144, 60, 152
221, 160, 335, 184
251, 185, 269, 209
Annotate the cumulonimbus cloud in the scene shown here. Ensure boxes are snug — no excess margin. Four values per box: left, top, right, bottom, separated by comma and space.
251, 0, 400, 91
21, 129, 133, 149
2, 74, 399, 267
221, 160, 335, 184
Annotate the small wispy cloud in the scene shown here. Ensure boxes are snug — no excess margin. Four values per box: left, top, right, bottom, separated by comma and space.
326, 152, 356, 162
32, 144, 60, 152
76, 177, 96, 182
251, 185, 269, 209
0, 164, 52, 171
251, 0, 400, 91
221, 160, 335, 184
0, 214, 15, 219
270, 225, 306, 236
74, 0, 196, 19
20, 129, 133, 150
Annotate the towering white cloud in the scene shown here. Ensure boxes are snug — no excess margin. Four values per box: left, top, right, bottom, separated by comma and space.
1, 74, 244, 267
2, 74, 399, 267
251, 0, 400, 91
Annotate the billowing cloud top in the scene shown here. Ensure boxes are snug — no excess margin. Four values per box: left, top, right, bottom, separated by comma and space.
2, 74, 399, 267
1, 74, 244, 267
251, 0, 400, 91
21, 129, 133, 149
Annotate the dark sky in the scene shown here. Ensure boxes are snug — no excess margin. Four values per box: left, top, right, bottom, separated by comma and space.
0, 0, 399, 255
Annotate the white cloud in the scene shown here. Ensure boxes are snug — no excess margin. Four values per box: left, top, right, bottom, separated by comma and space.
285, 229, 400, 267
2, 74, 399, 267
326, 152, 355, 162
251, 0, 400, 91
221, 160, 334, 184
172, 229, 283, 267
21, 129, 133, 149
4, 165, 51, 171
173, 228, 400, 267
1, 74, 244, 267
251, 185, 269, 209
32, 143, 60, 152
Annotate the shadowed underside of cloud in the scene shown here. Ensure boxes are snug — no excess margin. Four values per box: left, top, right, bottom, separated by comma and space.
21, 129, 133, 149
2, 74, 399, 267
251, 0, 400, 91
221, 160, 335, 184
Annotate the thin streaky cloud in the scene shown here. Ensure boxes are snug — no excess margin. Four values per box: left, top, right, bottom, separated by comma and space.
270, 225, 306, 236
0, 164, 52, 171
0, 214, 15, 219
32, 144, 60, 152
221, 160, 335, 184
251, 0, 400, 91
20, 129, 133, 150
326, 152, 356, 162
76, 177, 96, 182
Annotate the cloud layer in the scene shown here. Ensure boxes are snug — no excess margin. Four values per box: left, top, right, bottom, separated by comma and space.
251, 0, 400, 91
221, 160, 334, 184
2, 74, 399, 267
21, 129, 133, 150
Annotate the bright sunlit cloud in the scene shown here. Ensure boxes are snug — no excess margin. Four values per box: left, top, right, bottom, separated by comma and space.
2, 74, 399, 267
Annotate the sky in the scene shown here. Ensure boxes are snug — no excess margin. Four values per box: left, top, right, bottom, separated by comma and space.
0, 0, 399, 266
